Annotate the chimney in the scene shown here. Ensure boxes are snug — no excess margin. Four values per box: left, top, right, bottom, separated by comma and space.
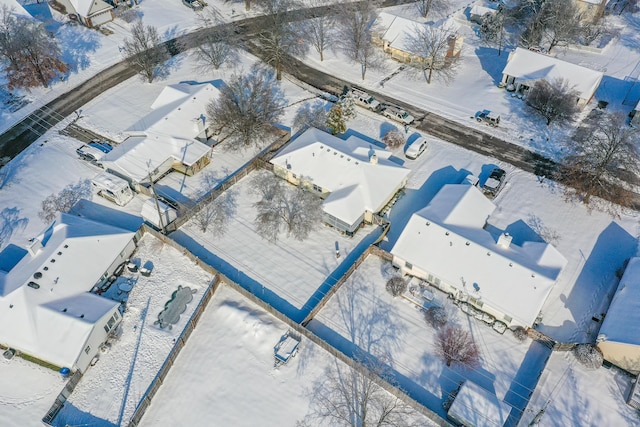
369, 152, 378, 165
27, 239, 43, 256
498, 232, 512, 249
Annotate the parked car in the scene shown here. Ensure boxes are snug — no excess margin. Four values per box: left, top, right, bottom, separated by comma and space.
76, 144, 106, 166
483, 168, 506, 197
382, 104, 414, 125
88, 140, 113, 154
182, 0, 204, 10
404, 136, 428, 159
475, 110, 500, 127
350, 88, 381, 111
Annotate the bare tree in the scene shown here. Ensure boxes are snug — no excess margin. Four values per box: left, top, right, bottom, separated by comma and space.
407, 24, 460, 84
479, 6, 507, 56
385, 276, 407, 297
251, 173, 323, 242
38, 181, 92, 223
122, 20, 169, 83
307, 357, 419, 427
192, 11, 239, 72
435, 326, 480, 368
293, 100, 329, 133
414, 0, 447, 19
574, 344, 603, 369
382, 129, 405, 148
206, 66, 287, 151
192, 191, 238, 236
303, 0, 334, 61
0, 6, 67, 89
425, 306, 448, 328
537, 0, 583, 53
525, 78, 579, 126
335, 1, 382, 80
561, 111, 640, 209
257, 0, 308, 80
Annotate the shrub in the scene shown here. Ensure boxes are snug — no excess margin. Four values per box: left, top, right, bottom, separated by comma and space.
574, 344, 603, 369
435, 326, 480, 368
425, 306, 448, 328
386, 276, 407, 297
382, 129, 405, 148
512, 326, 529, 342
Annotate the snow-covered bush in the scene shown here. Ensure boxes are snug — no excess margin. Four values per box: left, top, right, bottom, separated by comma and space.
512, 326, 529, 342
574, 344, 603, 369
425, 306, 448, 328
385, 276, 407, 297
382, 129, 405, 148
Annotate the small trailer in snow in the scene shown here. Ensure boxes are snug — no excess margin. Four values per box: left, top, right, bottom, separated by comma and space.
274, 332, 301, 367
91, 172, 134, 206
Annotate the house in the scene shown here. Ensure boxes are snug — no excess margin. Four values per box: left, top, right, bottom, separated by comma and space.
574, 0, 607, 23
0, 213, 138, 372
102, 83, 218, 191
390, 183, 567, 328
467, 4, 497, 25
631, 99, 640, 127
51, 0, 114, 28
270, 127, 410, 234
597, 257, 640, 374
373, 12, 463, 64
447, 381, 512, 427
501, 47, 604, 108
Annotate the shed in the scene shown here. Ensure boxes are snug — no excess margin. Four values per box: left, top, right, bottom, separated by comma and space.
274, 332, 300, 367
141, 198, 178, 230
447, 381, 512, 427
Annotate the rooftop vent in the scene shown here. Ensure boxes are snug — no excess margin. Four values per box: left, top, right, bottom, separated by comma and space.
33, 272, 42, 279
27, 282, 40, 289
498, 233, 512, 249
27, 239, 43, 256
369, 152, 378, 165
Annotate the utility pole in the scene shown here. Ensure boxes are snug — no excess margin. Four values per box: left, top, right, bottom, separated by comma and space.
147, 161, 165, 234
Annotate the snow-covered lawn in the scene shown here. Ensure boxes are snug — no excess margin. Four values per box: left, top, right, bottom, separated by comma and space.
53, 233, 214, 427
308, 253, 540, 421
171, 169, 379, 321
523, 351, 640, 427
0, 357, 63, 427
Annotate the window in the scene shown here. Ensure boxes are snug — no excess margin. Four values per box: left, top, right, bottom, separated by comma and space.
404, 261, 412, 269
427, 274, 434, 283
107, 315, 116, 329
84, 345, 91, 355
503, 315, 512, 323
104, 325, 110, 333
312, 184, 322, 192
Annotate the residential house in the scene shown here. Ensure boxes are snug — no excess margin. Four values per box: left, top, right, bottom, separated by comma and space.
270, 127, 410, 234
102, 83, 218, 191
597, 257, 640, 374
631, 99, 640, 127
52, 0, 114, 28
390, 183, 567, 328
467, 4, 497, 25
501, 47, 604, 108
0, 213, 138, 372
574, 0, 607, 23
373, 12, 463, 64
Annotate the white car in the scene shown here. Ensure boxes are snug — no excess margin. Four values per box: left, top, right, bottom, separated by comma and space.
404, 137, 428, 159
382, 105, 414, 125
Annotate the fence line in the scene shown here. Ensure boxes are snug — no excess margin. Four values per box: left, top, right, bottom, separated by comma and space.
41, 370, 83, 425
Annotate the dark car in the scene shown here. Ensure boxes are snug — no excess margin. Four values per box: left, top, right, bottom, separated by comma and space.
76, 144, 106, 166
483, 168, 506, 197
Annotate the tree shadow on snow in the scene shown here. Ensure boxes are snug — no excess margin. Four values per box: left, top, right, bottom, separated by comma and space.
0, 207, 29, 249
57, 26, 101, 74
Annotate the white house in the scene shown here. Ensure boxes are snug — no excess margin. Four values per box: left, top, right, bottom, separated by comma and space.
597, 257, 640, 374
52, 0, 114, 28
0, 213, 137, 372
390, 183, 567, 328
373, 12, 463, 64
270, 127, 410, 234
501, 47, 604, 108
102, 83, 218, 190
447, 381, 512, 427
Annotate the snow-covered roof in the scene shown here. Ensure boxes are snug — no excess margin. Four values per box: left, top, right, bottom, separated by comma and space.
67, 0, 112, 18
469, 4, 497, 16
270, 128, 409, 227
91, 171, 129, 192
127, 83, 220, 141
102, 135, 211, 183
448, 381, 512, 427
502, 48, 603, 100
598, 257, 640, 345
375, 12, 422, 53
0, 213, 134, 368
0, 0, 32, 19
390, 184, 567, 326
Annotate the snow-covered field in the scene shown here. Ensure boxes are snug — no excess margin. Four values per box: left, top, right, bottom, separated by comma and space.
54, 233, 214, 427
